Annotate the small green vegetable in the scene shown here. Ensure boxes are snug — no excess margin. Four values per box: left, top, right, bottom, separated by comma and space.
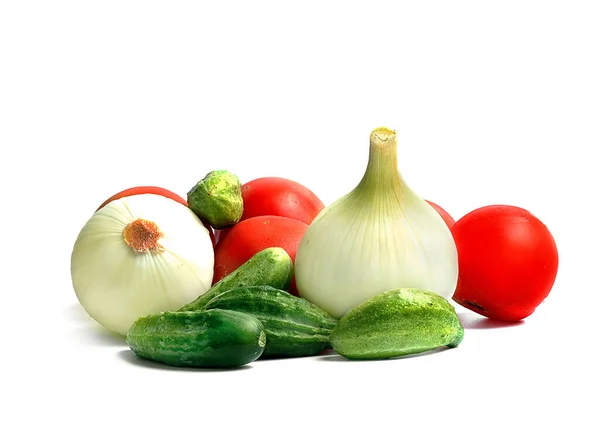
126, 309, 266, 368
205, 285, 338, 358
330, 288, 464, 360
179, 247, 293, 312
187, 170, 243, 229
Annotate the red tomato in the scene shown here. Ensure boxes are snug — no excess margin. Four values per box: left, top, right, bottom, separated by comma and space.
213, 215, 308, 296
96, 186, 215, 246
214, 177, 325, 243
425, 200, 456, 228
451, 205, 558, 322
96, 186, 187, 210
241, 177, 325, 223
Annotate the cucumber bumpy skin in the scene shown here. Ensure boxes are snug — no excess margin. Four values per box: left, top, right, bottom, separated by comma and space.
330, 288, 464, 360
126, 309, 266, 368
205, 285, 338, 358
187, 170, 243, 229
179, 247, 294, 312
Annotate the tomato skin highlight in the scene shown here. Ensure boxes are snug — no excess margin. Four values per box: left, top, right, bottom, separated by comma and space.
213, 215, 308, 296
451, 205, 559, 321
215, 177, 324, 244
96, 186, 215, 247
425, 200, 456, 228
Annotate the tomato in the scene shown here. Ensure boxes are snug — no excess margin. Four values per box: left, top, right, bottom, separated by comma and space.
451, 205, 558, 322
213, 215, 308, 296
240, 177, 325, 223
96, 185, 215, 246
214, 177, 325, 243
425, 200, 455, 228
97, 186, 188, 210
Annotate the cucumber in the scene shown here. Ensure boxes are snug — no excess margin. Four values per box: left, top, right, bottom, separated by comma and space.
179, 247, 293, 312
330, 288, 464, 360
126, 309, 266, 368
204, 285, 338, 358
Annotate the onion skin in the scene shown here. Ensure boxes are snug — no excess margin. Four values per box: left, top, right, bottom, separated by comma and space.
295, 128, 458, 319
71, 193, 215, 336
95, 185, 216, 247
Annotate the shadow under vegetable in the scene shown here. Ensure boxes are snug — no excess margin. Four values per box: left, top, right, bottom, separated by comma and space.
457, 311, 524, 329
116, 349, 254, 372
315, 347, 451, 362
65, 303, 126, 347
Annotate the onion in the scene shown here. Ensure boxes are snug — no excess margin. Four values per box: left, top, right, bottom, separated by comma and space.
71, 193, 214, 335
295, 127, 458, 318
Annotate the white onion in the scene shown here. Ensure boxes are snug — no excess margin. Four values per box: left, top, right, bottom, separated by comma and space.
71, 193, 214, 335
295, 127, 458, 318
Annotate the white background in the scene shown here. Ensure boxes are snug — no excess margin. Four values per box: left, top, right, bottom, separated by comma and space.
2, 1, 599, 427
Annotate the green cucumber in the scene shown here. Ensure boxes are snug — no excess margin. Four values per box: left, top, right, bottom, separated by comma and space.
204, 285, 338, 358
126, 309, 266, 368
330, 288, 464, 360
187, 170, 243, 229
179, 247, 293, 312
